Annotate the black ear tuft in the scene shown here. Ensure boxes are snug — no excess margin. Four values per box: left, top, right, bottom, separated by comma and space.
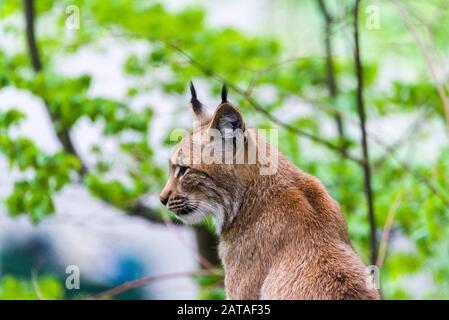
189, 80, 198, 102
221, 83, 228, 103
189, 81, 202, 112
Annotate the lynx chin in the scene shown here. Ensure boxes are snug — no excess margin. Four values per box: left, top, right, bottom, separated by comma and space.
159, 82, 380, 300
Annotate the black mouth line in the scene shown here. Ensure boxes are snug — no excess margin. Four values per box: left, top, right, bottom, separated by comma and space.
167, 198, 197, 216
175, 206, 197, 216
168, 204, 187, 212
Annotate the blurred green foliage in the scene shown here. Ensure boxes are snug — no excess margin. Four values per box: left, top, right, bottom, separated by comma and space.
0, 0, 448, 299
0, 110, 80, 222
0, 275, 64, 300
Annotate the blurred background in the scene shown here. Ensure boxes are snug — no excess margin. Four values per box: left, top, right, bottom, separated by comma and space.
0, 0, 448, 299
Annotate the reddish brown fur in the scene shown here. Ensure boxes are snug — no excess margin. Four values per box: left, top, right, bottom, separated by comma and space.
219, 156, 379, 299
160, 96, 380, 300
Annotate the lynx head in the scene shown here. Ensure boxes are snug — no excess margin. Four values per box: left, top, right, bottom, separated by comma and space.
159, 82, 277, 232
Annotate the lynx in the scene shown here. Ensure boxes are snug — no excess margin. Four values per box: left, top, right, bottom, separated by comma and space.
160, 82, 380, 300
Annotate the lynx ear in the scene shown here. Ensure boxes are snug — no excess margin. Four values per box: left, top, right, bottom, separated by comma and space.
209, 102, 245, 137
189, 81, 211, 128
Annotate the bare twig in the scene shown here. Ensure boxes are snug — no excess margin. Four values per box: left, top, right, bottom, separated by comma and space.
392, 0, 449, 133
373, 110, 432, 167
245, 56, 319, 95
302, 96, 449, 207
370, 134, 449, 207
376, 191, 404, 268
88, 269, 223, 300
402, 3, 449, 93
353, 0, 378, 266
316, 0, 347, 150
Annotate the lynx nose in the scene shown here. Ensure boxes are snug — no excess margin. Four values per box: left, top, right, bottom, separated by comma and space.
160, 195, 169, 206
160, 182, 172, 206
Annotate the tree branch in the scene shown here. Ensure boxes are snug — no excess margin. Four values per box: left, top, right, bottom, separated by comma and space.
306, 96, 449, 207
316, 0, 347, 150
23, 0, 87, 176
87, 269, 223, 300
23, 0, 41, 71
376, 191, 404, 268
373, 110, 432, 168
353, 0, 378, 266
317, 0, 333, 23
125, 201, 163, 222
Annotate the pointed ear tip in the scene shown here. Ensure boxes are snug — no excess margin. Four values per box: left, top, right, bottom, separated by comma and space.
189, 81, 199, 103
221, 83, 228, 102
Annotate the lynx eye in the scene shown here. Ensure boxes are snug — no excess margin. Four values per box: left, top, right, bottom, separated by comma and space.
175, 166, 189, 178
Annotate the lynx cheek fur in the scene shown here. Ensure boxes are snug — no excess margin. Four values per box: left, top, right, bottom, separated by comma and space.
160, 82, 380, 300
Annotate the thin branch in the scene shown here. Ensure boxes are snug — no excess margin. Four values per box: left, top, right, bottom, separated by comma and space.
229, 81, 364, 164
23, 0, 41, 71
353, 0, 378, 266
370, 133, 449, 208
23, 0, 88, 176
316, 0, 347, 151
373, 109, 432, 167
392, 0, 449, 133
403, 3, 449, 93
88, 269, 223, 300
126, 201, 162, 222
376, 191, 404, 268
304, 96, 449, 207
245, 56, 320, 95
317, 0, 333, 23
